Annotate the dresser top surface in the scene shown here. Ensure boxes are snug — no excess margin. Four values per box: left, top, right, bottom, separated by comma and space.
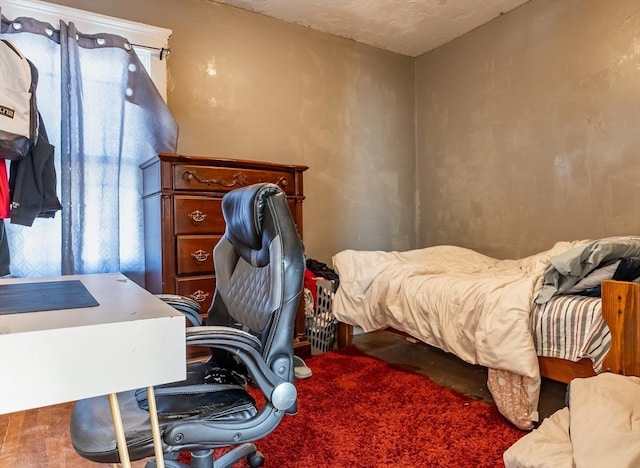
141, 153, 309, 172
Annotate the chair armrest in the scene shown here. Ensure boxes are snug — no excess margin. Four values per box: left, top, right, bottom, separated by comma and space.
186, 326, 262, 348
161, 326, 297, 448
186, 326, 295, 411
155, 294, 203, 326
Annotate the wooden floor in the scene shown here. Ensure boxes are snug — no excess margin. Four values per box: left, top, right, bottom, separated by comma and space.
0, 401, 109, 467
0, 330, 567, 467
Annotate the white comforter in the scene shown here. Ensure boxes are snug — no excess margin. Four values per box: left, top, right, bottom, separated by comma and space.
332, 241, 588, 429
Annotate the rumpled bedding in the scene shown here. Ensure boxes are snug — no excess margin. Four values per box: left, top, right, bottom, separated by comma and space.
503, 373, 640, 468
536, 236, 640, 303
331, 237, 640, 430
332, 241, 588, 429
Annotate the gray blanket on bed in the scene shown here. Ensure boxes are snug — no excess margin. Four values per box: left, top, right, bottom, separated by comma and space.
535, 236, 640, 304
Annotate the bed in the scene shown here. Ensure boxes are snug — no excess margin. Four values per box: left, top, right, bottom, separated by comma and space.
331, 236, 640, 429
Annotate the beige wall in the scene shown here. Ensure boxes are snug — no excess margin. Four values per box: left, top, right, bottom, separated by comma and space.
416, 0, 640, 259
46, 0, 417, 265
22, 0, 640, 263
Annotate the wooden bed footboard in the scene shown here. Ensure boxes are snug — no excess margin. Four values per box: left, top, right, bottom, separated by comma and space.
600, 280, 640, 376
336, 280, 640, 384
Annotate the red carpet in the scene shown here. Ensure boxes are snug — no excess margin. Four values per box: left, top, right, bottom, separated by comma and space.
187, 347, 526, 467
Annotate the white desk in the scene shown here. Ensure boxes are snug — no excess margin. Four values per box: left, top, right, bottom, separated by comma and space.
0, 273, 186, 467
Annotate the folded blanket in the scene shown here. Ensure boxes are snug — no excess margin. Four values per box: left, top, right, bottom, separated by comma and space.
504, 373, 640, 468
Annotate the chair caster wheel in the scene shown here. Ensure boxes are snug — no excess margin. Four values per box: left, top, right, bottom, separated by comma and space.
247, 450, 264, 468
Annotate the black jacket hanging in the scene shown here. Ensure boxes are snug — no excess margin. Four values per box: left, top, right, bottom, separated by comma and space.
9, 111, 61, 226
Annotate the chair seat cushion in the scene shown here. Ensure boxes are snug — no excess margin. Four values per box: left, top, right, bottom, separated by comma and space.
138, 361, 255, 419
70, 361, 257, 463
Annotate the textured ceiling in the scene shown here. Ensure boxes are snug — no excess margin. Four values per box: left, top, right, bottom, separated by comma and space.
212, 0, 530, 57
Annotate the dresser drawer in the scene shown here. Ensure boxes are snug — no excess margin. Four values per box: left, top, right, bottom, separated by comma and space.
174, 196, 224, 235
176, 235, 221, 275
174, 164, 295, 195
176, 275, 216, 315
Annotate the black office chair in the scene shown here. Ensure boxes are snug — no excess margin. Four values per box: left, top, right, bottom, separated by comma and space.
70, 183, 306, 468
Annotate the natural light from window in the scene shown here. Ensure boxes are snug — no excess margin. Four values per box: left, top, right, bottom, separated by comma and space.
1, 0, 173, 280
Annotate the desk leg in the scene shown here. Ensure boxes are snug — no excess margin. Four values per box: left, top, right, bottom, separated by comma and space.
146, 386, 165, 468
108, 393, 131, 468
107, 389, 165, 468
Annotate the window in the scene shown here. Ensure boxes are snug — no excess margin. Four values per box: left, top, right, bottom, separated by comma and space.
1, 0, 177, 282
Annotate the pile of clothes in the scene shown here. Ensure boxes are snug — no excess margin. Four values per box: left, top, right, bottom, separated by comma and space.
0, 39, 61, 277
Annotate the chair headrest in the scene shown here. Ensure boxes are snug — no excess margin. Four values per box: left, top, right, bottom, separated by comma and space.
222, 183, 282, 253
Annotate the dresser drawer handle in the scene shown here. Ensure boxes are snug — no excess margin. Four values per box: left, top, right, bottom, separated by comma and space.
182, 170, 290, 189
189, 290, 210, 303
188, 210, 207, 223
182, 170, 249, 188
191, 249, 210, 263
276, 176, 288, 187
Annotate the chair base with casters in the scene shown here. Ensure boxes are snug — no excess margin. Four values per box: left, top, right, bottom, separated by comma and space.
70, 183, 306, 468
145, 445, 264, 468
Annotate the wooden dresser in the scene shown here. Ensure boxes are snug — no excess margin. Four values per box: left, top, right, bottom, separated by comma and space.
140, 153, 310, 355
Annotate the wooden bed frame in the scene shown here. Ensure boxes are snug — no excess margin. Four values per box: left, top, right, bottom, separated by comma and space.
336, 279, 640, 384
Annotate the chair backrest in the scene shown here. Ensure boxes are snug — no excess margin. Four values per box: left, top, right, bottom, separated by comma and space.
207, 183, 305, 361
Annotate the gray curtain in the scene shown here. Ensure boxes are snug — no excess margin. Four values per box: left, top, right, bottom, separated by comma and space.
0, 11, 177, 284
